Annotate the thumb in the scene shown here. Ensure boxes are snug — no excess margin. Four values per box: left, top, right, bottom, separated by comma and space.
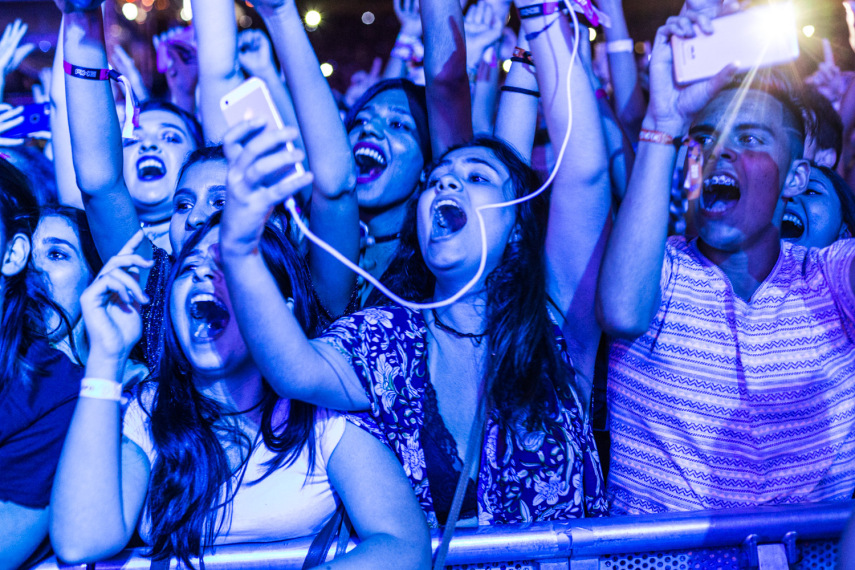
369, 56, 383, 78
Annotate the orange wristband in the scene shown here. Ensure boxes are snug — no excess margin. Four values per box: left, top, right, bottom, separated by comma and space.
639, 129, 676, 146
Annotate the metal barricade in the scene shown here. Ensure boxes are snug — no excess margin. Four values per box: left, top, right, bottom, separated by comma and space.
34, 501, 854, 570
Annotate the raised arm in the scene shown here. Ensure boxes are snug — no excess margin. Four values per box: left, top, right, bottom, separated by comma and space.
494, 32, 538, 160
50, 236, 153, 563
518, 1, 611, 401
220, 120, 368, 411
596, 14, 735, 338
252, 0, 359, 318
421, 0, 473, 155
60, 7, 150, 264
191, 0, 243, 143
50, 21, 84, 209
597, 0, 646, 136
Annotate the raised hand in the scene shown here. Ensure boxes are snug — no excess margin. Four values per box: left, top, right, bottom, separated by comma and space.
644, 13, 736, 136
464, 0, 503, 73
0, 104, 25, 146
153, 27, 198, 104
238, 29, 277, 79
807, 39, 846, 105
221, 120, 313, 255
395, 0, 423, 37
0, 20, 34, 83
80, 230, 153, 361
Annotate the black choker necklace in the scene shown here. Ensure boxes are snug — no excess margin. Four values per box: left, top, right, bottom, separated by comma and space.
360, 221, 401, 248
431, 309, 486, 344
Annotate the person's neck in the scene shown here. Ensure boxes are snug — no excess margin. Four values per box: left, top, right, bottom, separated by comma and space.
697, 230, 782, 302
196, 363, 266, 425
360, 201, 409, 240
429, 286, 488, 334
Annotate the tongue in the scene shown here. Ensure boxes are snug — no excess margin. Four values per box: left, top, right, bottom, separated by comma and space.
190, 300, 229, 338
354, 155, 385, 178
781, 219, 804, 239
703, 185, 739, 212
139, 165, 165, 181
432, 205, 467, 238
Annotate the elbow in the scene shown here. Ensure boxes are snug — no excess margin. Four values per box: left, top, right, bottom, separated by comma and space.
74, 172, 123, 198
595, 295, 651, 340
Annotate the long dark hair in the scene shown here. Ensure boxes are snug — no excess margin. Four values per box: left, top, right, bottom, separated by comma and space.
381, 136, 576, 428
143, 213, 325, 565
0, 160, 67, 395
812, 163, 855, 239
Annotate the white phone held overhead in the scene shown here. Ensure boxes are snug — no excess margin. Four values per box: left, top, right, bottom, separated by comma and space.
671, 2, 800, 85
220, 77, 305, 178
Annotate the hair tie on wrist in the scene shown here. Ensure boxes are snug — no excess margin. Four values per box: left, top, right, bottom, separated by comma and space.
501, 85, 541, 97
79, 377, 123, 401
511, 47, 535, 66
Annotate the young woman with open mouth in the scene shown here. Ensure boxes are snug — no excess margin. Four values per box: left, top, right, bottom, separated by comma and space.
50, 216, 431, 569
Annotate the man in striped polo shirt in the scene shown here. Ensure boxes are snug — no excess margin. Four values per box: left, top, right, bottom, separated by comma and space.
597, 12, 855, 514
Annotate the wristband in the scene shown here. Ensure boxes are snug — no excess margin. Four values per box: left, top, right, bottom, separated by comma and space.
639, 129, 676, 146
80, 377, 123, 401
63, 60, 140, 141
518, 2, 566, 19
606, 39, 634, 54
500, 85, 541, 97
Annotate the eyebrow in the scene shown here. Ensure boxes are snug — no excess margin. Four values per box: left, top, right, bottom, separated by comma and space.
43, 237, 76, 249
360, 105, 413, 118
160, 123, 189, 133
689, 122, 777, 137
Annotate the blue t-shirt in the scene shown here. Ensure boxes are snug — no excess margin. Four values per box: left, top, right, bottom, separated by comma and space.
0, 340, 83, 508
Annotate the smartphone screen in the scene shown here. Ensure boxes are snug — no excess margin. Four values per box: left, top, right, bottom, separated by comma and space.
671, 3, 799, 85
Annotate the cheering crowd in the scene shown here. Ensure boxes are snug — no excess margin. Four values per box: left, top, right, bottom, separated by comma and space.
2, 0, 855, 567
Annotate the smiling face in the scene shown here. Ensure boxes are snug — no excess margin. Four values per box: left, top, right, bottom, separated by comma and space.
348, 89, 425, 212
689, 89, 807, 253
170, 227, 250, 375
169, 159, 228, 253
417, 146, 517, 287
31, 215, 93, 335
782, 167, 844, 249
123, 109, 196, 220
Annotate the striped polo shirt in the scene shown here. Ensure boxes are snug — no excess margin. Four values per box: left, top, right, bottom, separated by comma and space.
608, 237, 855, 514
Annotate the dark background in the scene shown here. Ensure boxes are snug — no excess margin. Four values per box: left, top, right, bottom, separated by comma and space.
0, 0, 850, 101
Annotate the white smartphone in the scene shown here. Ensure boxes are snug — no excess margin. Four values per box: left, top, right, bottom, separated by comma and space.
671, 3, 799, 85
220, 77, 305, 179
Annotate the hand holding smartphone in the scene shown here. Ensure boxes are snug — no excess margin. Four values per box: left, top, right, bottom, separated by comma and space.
671, 2, 799, 85
220, 77, 305, 183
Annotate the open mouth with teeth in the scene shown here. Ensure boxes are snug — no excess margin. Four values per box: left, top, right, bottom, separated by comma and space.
136, 156, 167, 182
431, 199, 468, 239
781, 211, 805, 239
353, 142, 388, 183
187, 293, 230, 341
701, 174, 741, 214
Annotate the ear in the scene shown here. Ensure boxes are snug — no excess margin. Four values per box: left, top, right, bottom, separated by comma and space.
1, 233, 30, 278
510, 224, 522, 243
813, 148, 838, 170
284, 297, 295, 312
782, 159, 810, 200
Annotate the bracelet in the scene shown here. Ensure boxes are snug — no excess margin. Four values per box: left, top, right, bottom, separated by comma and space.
511, 47, 535, 66
79, 377, 123, 401
501, 85, 541, 97
606, 39, 634, 54
518, 1, 566, 19
639, 129, 677, 146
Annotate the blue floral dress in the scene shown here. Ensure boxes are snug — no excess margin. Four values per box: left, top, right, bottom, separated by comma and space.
318, 305, 608, 527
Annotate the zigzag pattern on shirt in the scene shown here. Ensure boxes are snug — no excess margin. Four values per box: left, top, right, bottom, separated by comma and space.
607, 237, 855, 515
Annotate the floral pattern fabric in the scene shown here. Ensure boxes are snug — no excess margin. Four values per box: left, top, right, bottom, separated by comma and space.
318, 305, 608, 527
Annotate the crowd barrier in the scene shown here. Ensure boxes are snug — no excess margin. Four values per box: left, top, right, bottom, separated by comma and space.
34, 501, 854, 570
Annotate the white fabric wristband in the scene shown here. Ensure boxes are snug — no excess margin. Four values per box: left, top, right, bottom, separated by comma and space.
79, 377, 123, 401
606, 39, 634, 54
